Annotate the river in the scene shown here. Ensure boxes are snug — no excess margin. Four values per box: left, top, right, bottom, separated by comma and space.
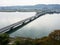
0, 12, 60, 39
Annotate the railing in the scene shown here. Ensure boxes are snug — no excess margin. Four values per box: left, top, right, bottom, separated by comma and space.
0, 12, 47, 33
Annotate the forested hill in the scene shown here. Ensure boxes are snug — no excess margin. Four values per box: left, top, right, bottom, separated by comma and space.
0, 4, 60, 12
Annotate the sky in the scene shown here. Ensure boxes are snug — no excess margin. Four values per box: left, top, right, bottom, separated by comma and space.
0, 0, 60, 6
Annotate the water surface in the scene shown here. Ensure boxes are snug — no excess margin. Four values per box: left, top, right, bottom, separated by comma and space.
0, 12, 36, 28
10, 13, 60, 39
0, 12, 60, 39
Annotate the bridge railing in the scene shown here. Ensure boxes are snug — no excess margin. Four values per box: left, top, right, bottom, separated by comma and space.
0, 11, 47, 33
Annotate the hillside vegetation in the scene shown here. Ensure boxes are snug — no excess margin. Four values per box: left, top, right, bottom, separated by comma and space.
0, 30, 60, 45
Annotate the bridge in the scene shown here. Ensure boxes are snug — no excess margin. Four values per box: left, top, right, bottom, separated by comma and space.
0, 11, 60, 34
0, 11, 47, 33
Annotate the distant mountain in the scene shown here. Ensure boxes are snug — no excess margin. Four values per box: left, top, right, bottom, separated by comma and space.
0, 4, 60, 9
0, 4, 60, 12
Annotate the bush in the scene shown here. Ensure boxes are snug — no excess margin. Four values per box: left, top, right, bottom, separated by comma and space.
0, 33, 9, 45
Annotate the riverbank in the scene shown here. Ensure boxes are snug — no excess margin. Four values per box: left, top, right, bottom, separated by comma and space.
0, 30, 60, 45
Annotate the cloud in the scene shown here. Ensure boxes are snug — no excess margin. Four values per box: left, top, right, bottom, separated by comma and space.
0, 0, 60, 6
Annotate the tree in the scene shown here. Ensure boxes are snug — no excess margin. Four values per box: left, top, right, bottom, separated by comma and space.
0, 33, 9, 45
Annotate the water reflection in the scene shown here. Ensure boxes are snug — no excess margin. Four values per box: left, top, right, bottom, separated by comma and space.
0, 12, 36, 28
10, 14, 60, 39
0, 12, 60, 39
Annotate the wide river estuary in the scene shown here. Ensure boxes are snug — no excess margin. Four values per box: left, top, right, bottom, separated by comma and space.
0, 12, 60, 39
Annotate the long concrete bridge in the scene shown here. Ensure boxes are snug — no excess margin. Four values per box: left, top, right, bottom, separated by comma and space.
0, 11, 60, 34
0, 11, 47, 33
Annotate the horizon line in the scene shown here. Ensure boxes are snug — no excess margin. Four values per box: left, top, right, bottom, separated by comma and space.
0, 4, 60, 7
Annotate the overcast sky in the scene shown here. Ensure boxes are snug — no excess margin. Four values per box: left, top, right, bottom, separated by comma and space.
0, 0, 60, 6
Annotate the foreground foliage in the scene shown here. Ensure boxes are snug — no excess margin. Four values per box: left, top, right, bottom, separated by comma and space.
0, 30, 60, 45
0, 33, 9, 45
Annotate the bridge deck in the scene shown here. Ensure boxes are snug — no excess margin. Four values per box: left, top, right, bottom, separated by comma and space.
0, 12, 47, 33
